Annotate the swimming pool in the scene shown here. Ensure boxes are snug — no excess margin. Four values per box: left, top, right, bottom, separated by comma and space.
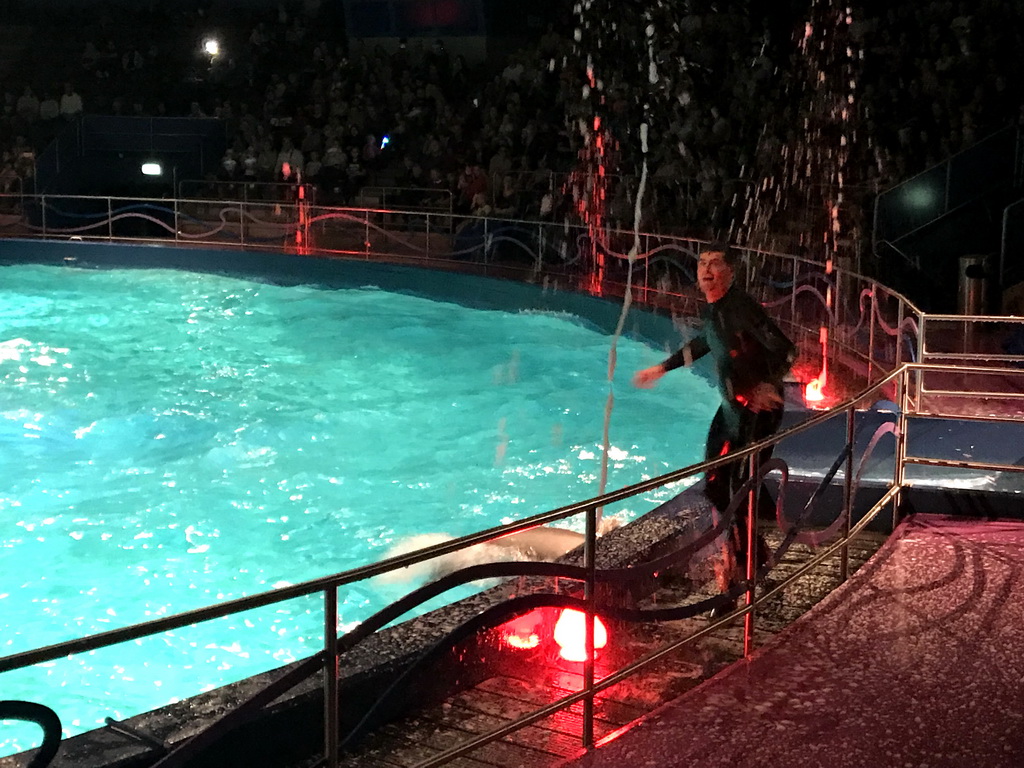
0, 244, 718, 756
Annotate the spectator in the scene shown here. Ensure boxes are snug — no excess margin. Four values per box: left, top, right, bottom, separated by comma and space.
304, 150, 322, 183
456, 162, 488, 214
276, 136, 303, 175
219, 148, 240, 181
59, 83, 83, 120
488, 145, 513, 186
344, 147, 367, 200
16, 86, 39, 124
360, 133, 380, 169
38, 93, 59, 124
0, 152, 19, 193
323, 137, 345, 171
241, 145, 259, 183
81, 40, 101, 71
491, 174, 521, 218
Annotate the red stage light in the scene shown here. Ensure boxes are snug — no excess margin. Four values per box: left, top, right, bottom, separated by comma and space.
553, 609, 608, 662
804, 377, 825, 403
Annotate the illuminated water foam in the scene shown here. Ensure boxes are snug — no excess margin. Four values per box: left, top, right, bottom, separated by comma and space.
0, 263, 717, 755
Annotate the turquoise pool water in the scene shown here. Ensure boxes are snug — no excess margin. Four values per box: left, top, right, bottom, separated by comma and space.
0, 262, 717, 756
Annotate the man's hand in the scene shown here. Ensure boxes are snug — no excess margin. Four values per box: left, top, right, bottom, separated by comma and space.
632, 364, 666, 388
743, 382, 784, 412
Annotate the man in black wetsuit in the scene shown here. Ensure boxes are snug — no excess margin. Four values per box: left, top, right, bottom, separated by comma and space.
633, 242, 794, 600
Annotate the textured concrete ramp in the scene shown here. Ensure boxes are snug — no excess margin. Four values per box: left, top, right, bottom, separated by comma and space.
563, 514, 1024, 768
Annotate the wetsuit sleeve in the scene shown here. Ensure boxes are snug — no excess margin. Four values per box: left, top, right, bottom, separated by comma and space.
662, 334, 710, 371
728, 296, 795, 392
747, 311, 795, 384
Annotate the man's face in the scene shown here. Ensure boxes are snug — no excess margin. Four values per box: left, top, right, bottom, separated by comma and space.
697, 250, 734, 302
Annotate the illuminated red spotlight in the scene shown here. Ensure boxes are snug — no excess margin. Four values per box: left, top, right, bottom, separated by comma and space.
503, 609, 545, 650
804, 377, 825, 404
553, 609, 608, 662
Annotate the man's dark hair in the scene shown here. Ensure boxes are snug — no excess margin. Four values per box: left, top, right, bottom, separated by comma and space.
700, 241, 737, 266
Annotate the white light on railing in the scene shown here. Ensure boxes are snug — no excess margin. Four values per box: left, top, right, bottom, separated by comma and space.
141, 162, 163, 177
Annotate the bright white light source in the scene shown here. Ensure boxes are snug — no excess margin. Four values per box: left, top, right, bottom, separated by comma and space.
141, 162, 163, 176
553, 609, 608, 662
203, 38, 220, 57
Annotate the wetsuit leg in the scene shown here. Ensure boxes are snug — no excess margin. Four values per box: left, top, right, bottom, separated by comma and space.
703, 405, 736, 517
704, 404, 784, 582
703, 404, 746, 593
733, 405, 785, 570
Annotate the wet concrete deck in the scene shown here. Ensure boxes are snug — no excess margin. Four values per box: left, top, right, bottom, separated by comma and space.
311, 527, 890, 768
557, 514, 1024, 768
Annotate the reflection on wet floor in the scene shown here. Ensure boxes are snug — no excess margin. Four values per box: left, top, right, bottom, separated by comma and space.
325, 528, 889, 768
562, 514, 1024, 768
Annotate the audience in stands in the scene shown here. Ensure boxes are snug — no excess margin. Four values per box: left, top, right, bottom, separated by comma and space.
1, 0, 1023, 263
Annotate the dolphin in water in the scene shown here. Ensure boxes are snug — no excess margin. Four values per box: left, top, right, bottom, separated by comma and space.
380, 517, 623, 584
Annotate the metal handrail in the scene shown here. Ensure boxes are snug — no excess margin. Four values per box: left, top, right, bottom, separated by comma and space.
0, 358, 906, 765
410, 485, 903, 768
0, 363, 893, 674
0, 360, 928, 768
408, 360, 1023, 768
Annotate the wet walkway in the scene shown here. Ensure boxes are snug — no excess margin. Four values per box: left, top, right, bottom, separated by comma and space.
559, 513, 1024, 768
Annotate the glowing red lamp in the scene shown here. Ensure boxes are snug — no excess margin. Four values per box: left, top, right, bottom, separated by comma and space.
553, 609, 608, 662
804, 377, 825, 404
803, 325, 830, 407
503, 610, 544, 650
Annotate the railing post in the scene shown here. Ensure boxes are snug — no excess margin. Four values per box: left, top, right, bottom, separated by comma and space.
895, 300, 905, 369
536, 222, 544, 274
483, 217, 490, 270
790, 258, 798, 324
323, 586, 339, 768
833, 261, 843, 339
915, 312, 925, 410
867, 288, 876, 386
1000, 203, 1010, 298
944, 158, 952, 214
840, 407, 855, 581
41, 194, 47, 236
742, 452, 757, 658
582, 502, 597, 749
108, 197, 113, 240
643, 233, 650, 304
893, 367, 910, 530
